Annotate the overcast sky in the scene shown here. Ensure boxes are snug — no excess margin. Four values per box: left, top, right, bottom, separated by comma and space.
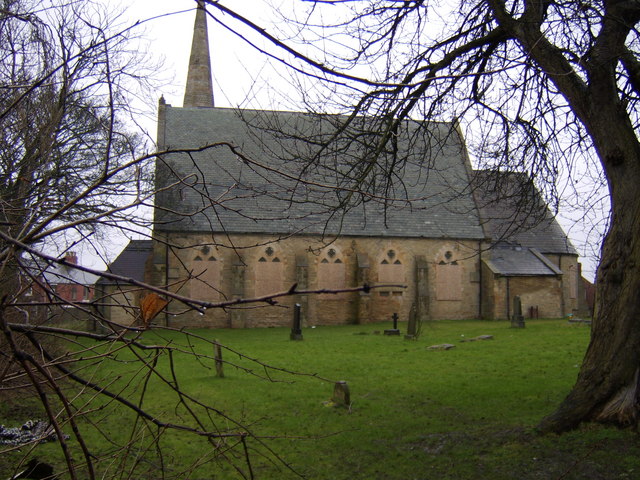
122, 1, 281, 123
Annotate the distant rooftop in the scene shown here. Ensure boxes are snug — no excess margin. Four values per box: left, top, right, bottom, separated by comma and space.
97, 240, 153, 285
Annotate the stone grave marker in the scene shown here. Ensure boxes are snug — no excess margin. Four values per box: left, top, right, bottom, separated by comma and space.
460, 334, 494, 342
405, 303, 418, 340
331, 381, 351, 407
214, 340, 224, 378
290, 303, 303, 340
384, 312, 401, 336
427, 343, 456, 350
511, 295, 525, 328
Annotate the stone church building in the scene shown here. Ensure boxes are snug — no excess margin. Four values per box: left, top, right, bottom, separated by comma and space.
102, 2, 581, 328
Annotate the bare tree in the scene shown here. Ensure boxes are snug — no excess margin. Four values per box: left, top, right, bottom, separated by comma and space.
0, 3, 379, 478
196, 0, 640, 433
0, 1, 275, 478
5, 0, 632, 476
0, 0, 155, 269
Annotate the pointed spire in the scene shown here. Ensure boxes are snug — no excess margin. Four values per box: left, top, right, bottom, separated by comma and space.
183, 0, 214, 108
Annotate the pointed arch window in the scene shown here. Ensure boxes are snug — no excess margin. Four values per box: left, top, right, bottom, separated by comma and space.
436, 252, 461, 301
318, 247, 346, 294
191, 253, 221, 301
378, 250, 404, 285
255, 248, 283, 297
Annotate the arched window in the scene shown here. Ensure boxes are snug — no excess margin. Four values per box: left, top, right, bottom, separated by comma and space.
317, 247, 346, 293
255, 248, 283, 297
435, 251, 461, 301
378, 249, 404, 285
191, 253, 221, 301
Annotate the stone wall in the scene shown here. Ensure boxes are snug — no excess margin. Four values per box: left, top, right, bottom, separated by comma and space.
98, 284, 142, 327
480, 262, 578, 320
507, 276, 564, 319
151, 233, 482, 328
548, 254, 580, 316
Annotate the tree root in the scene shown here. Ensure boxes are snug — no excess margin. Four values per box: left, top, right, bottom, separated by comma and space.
595, 368, 640, 427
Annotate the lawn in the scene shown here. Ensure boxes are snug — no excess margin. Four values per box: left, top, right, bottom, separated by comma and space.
2, 319, 640, 479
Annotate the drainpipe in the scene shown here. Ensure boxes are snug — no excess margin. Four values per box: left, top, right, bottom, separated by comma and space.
164, 238, 170, 328
559, 255, 565, 317
506, 276, 510, 321
478, 240, 483, 319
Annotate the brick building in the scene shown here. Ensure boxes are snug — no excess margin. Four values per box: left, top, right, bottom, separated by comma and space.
23, 252, 98, 304
19, 252, 98, 325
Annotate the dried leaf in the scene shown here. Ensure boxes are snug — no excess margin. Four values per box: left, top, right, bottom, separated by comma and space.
139, 293, 168, 327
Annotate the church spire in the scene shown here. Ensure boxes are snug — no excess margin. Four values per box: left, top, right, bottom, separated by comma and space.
183, 0, 214, 108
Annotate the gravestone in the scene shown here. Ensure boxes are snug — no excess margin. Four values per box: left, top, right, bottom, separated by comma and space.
405, 303, 418, 340
427, 343, 456, 350
460, 334, 494, 342
331, 381, 351, 407
295, 255, 309, 326
290, 303, 303, 340
511, 295, 525, 328
214, 340, 224, 378
384, 312, 401, 336
414, 255, 429, 322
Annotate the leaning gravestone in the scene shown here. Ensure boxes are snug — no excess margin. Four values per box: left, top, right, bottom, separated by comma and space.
405, 304, 418, 340
322, 380, 351, 410
214, 340, 224, 378
290, 303, 303, 340
331, 381, 351, 407
511, 295, 525, 328
10, 459, 56, 480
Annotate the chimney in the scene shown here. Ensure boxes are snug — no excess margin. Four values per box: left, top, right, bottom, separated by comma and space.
65, 252, 78, 265
183, 0, 214, 108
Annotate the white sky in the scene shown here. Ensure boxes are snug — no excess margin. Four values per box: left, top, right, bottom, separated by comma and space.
122, 1, 280, 121
93, 0, 604, 282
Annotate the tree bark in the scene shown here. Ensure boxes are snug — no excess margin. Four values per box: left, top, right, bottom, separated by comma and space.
538, 105, 640, 433
483, 0, 640, 433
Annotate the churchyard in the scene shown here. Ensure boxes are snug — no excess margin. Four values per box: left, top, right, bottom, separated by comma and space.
2, 318, 640, 479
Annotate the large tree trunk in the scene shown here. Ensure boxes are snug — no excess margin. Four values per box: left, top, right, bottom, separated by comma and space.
538, 107, 640, 433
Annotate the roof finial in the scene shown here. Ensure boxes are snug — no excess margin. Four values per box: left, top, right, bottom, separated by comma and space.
183, 0, 214, 107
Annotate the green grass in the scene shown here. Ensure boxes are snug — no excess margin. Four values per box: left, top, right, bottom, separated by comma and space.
3, 319, 640, 479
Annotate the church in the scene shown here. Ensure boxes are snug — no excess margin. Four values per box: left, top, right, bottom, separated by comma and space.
101, 2, 581, 328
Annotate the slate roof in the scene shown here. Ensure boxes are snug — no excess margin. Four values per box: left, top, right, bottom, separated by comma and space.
154, 106, 485, 240
43, 266, 100, 287
471, 170, 577, 255
98, 240, 153, 285
483, 244, 563, 276
21, 255, 99, 287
